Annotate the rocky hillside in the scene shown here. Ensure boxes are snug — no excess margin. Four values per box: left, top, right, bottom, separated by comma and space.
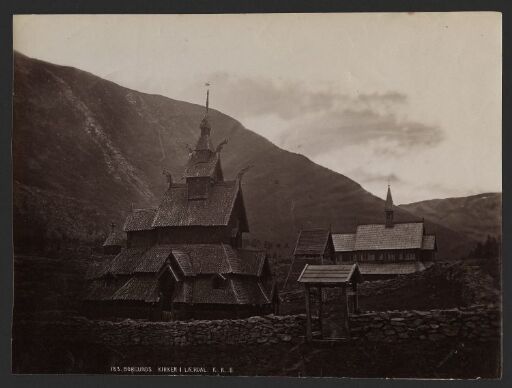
13, 52, 475, 258
400, 193, 501, 243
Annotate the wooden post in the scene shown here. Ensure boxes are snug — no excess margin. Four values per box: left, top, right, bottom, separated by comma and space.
305, 284, 312, 342
342, 285, 350, 335
318, 286, 323, 338
352, 282, 359, 313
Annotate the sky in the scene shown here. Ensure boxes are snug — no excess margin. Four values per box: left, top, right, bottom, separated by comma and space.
13, 13, 502, 204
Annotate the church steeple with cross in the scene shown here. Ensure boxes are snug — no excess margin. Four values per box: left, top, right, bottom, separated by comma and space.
385, 184, 394, 228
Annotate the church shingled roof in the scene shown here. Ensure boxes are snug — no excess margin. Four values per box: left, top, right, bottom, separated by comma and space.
152, 181, 240, 228
184, 152, 221, 178
111, 274, 159, 303
332, 233, 356, 252
108, 247, 147, 275
293, 229, 331, 256
134, 245, 173, 273
353, 222, 424, 251
84, 244, 270, 305
123, 208, 156, 232
103, 229, 126, 247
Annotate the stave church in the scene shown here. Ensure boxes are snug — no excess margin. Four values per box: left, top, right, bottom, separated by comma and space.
83, 91, 277, 320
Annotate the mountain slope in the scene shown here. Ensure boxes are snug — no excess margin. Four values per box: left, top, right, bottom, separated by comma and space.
13, 52, 474, 259
400, 193, 502, 243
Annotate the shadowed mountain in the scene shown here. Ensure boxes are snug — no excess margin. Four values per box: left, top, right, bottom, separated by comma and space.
400, 193, 502, 243
13, 52, 475, 259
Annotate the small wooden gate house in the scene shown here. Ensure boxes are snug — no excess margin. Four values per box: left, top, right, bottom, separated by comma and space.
83, 91, 277, 320
298, 263, 362, 341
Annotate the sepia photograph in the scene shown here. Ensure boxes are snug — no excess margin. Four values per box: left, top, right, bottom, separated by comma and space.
11, 12, 502, 378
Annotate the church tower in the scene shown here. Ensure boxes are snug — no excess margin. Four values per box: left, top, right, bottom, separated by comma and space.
184, 87, 225, 199
385, 185, 394, 228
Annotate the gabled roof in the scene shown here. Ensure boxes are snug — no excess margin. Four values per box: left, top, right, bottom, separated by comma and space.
103, 229, 126, 247
123, 208, 156, 232
332, 233, 356, 252
108, 247, 147, 275
293, 229, 331, 256
422, 235, 436, 251
297, 264, 361, 284
84, 256, 117, 279
174, 244, 231, 274
170, 276, 271, 305
86, 243, 266, 281
151, 181, 242, 228
84, 247, 271, 306
170, 249, 195, 277
357, 261, 431, 275
111, 275, 159, 303
169, 244, 265, 276
231, 277, 271, 304
353, 222, 424, 251
184, 152, 221, 179
134, 245, 173, 273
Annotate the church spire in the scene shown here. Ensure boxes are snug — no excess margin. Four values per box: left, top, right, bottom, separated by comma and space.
385, 184, 393, 210
385, 184, 394, 227
197, 84, 214, 152
205, 83, 210, 115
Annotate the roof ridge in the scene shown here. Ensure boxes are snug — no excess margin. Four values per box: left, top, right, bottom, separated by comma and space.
223, 181, 241, 225
132, 207, 157, 212
257, 280, 270, 303
357, 220, 424, 227
222, 243, 235, 274
229, 278, 242, 304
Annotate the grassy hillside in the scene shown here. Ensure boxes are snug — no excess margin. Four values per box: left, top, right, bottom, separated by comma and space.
13, 52, 474, 259
400, 193, 501, 243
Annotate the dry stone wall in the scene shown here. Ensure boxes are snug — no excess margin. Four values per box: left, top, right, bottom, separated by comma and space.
16, 314, 317, 347
350, 305, 500, 342
16, 305, 499, 347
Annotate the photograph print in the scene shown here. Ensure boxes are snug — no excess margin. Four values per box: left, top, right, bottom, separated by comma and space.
12, 13, 502, 378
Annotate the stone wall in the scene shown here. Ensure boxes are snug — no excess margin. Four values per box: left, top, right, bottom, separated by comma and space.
346, 261, 499, 306
349, 305, 500, 342
356, 262, 462, 297
15, 314, 318, 347
281, 261, 479, 304
16, 304, 500, 347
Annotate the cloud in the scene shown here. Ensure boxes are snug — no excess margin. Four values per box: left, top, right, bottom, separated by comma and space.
351, 169, 402, 184
278, 108, 444, 158
203, 73, 444, 158
206, 72, 348, 120
193, 73, 448, 203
